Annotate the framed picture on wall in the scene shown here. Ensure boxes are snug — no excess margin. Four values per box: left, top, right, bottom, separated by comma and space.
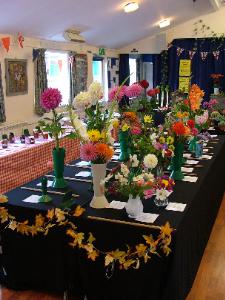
5, 59, 28, 96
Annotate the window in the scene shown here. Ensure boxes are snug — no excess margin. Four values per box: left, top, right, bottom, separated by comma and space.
129, 58, 137, 85
45, 51, 70, 105
92, 57, 108, 101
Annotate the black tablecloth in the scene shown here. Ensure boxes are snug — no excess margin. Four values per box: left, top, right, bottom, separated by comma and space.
1, 137, 225, 300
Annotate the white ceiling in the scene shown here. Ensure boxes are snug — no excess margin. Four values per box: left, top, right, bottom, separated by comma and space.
0, 0, 218, 49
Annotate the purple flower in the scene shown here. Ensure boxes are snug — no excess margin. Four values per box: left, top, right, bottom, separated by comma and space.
41, 88, 62, 111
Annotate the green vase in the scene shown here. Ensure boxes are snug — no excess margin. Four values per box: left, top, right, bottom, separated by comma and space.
52, 147, 67, 189
188, 136, 197, 153
119, 131, 131, 162
170, 141, 184, 180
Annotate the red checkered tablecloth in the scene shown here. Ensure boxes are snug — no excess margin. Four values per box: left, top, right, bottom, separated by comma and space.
0, 137, 80, 194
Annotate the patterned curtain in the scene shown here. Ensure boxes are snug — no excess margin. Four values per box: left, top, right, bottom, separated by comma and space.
70, 53, 88, 102
0, 64, 6, 123
107, 58, 119, 88
34, 49, 47, 116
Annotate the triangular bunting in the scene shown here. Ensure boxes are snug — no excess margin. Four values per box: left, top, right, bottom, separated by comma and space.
212, 51, 220, 60
1, 37, 10, 52
189, 50, 196, 60
177, 47, 184, 57
18, 33, 24, 48
200, 51, 208, 61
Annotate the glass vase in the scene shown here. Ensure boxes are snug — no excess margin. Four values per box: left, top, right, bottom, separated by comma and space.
125, 194, 143, 218
154, 195, 169, 207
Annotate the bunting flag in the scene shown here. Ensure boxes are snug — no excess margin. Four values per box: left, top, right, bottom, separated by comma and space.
68, 55, 74, 66
189, 50, 196, 60
1, 37, 10, 52
212, 51, 220, 60
200, 51, 208, 61
177, 47, 184, 57
18, 33, 24, 48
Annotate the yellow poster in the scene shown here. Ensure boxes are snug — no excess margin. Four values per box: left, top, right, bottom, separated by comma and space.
179, 77, 190, 93
179, 59, 191, 77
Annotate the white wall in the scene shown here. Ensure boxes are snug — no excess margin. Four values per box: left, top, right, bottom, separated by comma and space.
119, 7, 225, 54
0, 34, 118, 127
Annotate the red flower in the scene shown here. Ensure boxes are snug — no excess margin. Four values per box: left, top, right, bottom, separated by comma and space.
164, 149, 173, 158
139, 80, 149, 89
172, 122, 186, 136
147, 89, 156, 97
183, 99, 189, 106
154, 88, 160, 94
187, 119, 195, 129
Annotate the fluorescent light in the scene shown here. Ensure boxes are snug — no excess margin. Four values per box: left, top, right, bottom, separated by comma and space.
159, 19, 170, 28
124, 2, 139, 13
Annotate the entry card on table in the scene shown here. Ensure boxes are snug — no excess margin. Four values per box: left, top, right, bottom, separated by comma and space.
109, 200, 126, 210
114, 143, 120, 147
166, 202, 186, 212
76, 161, 90, 167
186, 160, 199, 165
112, 155, 119, 160
75, 171, 91, 177
114, 149, 121, 153
181, 167, 194, 173
135, 213, 159, 224
37, 181, 53, 187
23, 195, 40, 203
183, 153, 192, 158
183, 176, 198, 183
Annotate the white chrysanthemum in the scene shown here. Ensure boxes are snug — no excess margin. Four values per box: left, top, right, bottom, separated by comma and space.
156, 189, 170, 201
88, 81, 103, 102
130, 154, 139, 168
144, 154, 158, 169
73, 91, 92, 109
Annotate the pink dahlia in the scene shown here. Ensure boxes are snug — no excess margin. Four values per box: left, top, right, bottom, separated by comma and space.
125, 83, 143, 98
108, 86, 127, 102
131, 126, 142, 135
41, 88, 62, 111
80, 143, 97, 162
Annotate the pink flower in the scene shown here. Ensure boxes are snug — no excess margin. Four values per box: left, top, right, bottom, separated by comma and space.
80, 143, 97, 162
108, 86, 127, 102
131, 126, 142, 135
125, 83, 143, 98
41, 88, 62, 111
144, 189, 155, 199
191, 128, 199, 136
153, 142, 162, 150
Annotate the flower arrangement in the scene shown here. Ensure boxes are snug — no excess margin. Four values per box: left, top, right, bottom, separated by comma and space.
69, 81, 115, 163
39, 88, 63, 149
154, 176, 175, 202
210, 73, 224, 88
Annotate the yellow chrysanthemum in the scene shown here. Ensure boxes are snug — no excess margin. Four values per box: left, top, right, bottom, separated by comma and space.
169, 145, 175, 151
144, 115, 153, 124
121, 123, 130, 132
166, 136, 174, 145
159, 137, 165, 144
88, 129, 101, 142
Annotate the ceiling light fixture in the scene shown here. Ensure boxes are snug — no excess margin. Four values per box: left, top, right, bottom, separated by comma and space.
124, 2, 139, 13
159, 19, 170, 28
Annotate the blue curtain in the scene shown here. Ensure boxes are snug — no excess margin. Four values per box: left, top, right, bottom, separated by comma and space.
119, 54, 130, 85
168, 38, 225, 100
152, 54, 161, 87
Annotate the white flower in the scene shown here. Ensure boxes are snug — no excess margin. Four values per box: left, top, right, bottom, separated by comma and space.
73, 91, 92, 109
144, 154, 158, 169
133, 174, 144, 182
156, 189, 170, 201
120, 164, 129, 177
142, 172, 154, 182
100, 173, 113, 186
72, 115, 89, 141
150, 133, 157, 141
130, 154, 139, 168
88, 81, 103, 102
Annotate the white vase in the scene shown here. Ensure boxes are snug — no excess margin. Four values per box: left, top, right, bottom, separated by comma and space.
214, 87, 219, 95
90, 163, 109, 209
125, 194, 143, 218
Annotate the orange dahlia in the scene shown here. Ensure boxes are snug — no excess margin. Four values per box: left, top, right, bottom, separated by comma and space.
172, 122, 186, 136
95, 143, 114, 161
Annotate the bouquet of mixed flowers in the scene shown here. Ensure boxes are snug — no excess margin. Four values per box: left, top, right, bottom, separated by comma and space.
210, 73, 224, 88
69, 81, 115, 163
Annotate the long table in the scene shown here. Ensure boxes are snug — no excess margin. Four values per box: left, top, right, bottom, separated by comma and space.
0, 137, 80, 194
1, 136, 225, 300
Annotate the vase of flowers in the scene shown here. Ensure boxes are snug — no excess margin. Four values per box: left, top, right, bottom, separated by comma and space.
69, 81, 116, 208
154, 176, 175, 207
39, 88, 67, 189
210, 74, 224, 95
125, 194, 143, 218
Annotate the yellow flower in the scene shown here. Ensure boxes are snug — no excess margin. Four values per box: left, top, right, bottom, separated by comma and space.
88, 129, 101, 142
100, 131, 106, 140
144, 115, 153, 124
176, 111, 183, 119
161, 179, 169, 187
112, 119, 119, 128
169, 145, 175, 151
121, 123, 130, 132
159, 137, 165, 144
183, 111, 190, 118
166, 136, 174, 145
